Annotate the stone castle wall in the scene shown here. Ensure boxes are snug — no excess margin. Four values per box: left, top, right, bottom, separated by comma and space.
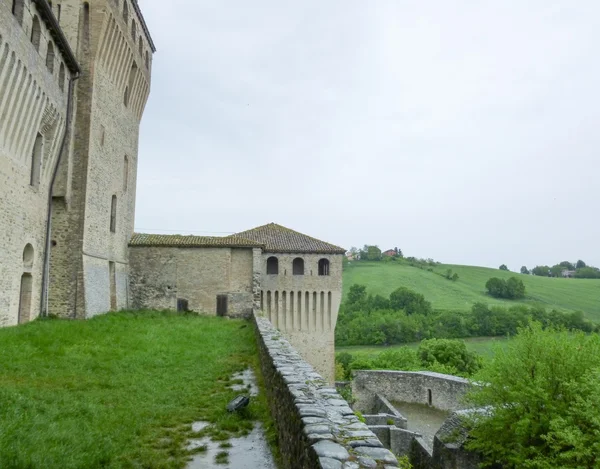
129, 246, 254, 315
253, 312, 399, 469
0, 0, 74, 325
49, 0, 153, 318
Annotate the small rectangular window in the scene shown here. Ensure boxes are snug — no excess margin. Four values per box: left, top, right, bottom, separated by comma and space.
177, 299, 189, 312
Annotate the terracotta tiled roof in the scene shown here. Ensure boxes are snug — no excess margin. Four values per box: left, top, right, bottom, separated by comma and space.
129, 233, 262, 248
229, 223, 346, 254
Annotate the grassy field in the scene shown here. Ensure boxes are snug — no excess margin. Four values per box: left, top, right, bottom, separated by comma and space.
0, 311, 275, 469
343, 261, 600, 320
336, 336, 510, 359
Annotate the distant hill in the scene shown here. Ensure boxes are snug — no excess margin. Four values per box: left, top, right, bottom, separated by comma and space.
343, 261, 600, 321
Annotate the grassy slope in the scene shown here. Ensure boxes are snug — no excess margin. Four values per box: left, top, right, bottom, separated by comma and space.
0, 311, 274, 469
337, 336, 510, 359
343, 261, 600, 320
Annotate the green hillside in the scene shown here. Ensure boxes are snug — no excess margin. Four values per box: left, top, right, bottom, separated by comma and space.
343, 262, 600, 321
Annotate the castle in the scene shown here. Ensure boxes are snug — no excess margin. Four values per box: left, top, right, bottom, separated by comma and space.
0, 0, 343, 381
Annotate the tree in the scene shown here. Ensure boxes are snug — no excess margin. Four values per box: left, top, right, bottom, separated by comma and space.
499, 264, 508, 271
465, 323, 600, 468
531, 265, 550, 277
559, 261, 575, 270
520, 266, 529, 275
360, 245, 382, 261
485, 277, 506, 298
418, 338, 482, 375
485, 277, 525, 299
576, 259, 587, 269
389, 287, 432, 315
550, 264, 563, 278
505, 277, 525, 299
346, 284, 367, 305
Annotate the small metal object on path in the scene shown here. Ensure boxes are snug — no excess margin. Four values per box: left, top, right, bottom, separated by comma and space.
227, 395, 250, 412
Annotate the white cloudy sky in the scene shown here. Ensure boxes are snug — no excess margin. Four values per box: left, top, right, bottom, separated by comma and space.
134, 0, 600, 270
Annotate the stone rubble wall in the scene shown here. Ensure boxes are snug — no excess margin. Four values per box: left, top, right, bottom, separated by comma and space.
253, 312, 399, 469
353, 371, 471, 413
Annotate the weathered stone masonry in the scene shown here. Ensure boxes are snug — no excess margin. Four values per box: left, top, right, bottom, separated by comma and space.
254, 312, 399, 469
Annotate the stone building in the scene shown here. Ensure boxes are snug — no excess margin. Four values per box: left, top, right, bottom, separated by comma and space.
129, 223, 345, 382
0, 0, 155, 326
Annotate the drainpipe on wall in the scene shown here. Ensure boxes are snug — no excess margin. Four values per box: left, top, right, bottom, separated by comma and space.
39, 72, 80, 317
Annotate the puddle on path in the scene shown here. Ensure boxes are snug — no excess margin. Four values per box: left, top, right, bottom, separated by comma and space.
187, 423, 276, 469
392, 401, 449, 448
186, 368, 276, 468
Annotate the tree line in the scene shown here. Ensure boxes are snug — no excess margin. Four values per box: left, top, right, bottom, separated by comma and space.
517, 260, 600, 279
336, 284, 597, 346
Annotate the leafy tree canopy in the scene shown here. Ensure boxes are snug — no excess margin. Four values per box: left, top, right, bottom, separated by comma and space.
499, 264, 508, 271
466, 323, 600, 468
417, 338, 482, 375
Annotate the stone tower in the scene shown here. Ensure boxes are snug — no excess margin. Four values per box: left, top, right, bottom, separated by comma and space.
48, 0, 155, 317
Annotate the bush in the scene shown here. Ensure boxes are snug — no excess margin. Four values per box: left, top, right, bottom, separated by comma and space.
485, 277, 525, 299
418, 338, 482, 375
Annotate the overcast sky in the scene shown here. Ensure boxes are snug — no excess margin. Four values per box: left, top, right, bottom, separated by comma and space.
134, 1, 600, 270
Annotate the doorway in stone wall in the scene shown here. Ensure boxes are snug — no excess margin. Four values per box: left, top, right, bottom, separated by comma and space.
18, 273, 33, 324
216, 295, 228, 317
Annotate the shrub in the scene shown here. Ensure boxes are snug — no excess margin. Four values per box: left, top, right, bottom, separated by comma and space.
485, 277, 525, 299
417, 338, 482, 375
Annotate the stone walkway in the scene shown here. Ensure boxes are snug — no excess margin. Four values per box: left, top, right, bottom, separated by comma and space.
185, 369, 277, 469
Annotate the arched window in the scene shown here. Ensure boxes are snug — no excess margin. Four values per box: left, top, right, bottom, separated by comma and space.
31, 16, 41, 51
292, 258, 304, 275
46, 42, 55, 73
58, 63, 65, 91
138, 37, 143, 57
23, 244, 34, 268
110, 195, 117, 232
122, 0, 129, 23
318, 258, 330, 276
131, 20, 136, 40
266, 256, 278, 275
145, 50, 149, 69
12, 0, 25, 25
123, 86, 129, 106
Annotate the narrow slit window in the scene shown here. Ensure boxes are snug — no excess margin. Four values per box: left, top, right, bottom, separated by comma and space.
110, 195, 117, 232
123, 155, 129, 191
46, 42, 55, 73
13, 0, 25, 25
31, 16, 41, 51
30, 133, 43, 187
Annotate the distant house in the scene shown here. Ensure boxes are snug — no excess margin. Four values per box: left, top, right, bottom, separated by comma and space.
561, 270, 576, 278
383, 249, 397, 257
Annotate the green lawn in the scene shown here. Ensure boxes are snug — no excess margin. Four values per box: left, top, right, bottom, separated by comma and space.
343, 262, 600, 320
337, 336, 510, 359
0, 311, 274, 469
